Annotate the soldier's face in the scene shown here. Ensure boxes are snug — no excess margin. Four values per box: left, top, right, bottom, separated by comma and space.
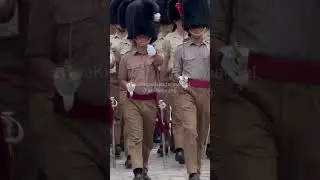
189, 27, 205, 37
135, 35, 151, 46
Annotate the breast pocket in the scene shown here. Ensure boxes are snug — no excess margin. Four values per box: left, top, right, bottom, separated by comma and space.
181, 52, 197, 73
51, 0, 95, 58
127, 61, 145, 82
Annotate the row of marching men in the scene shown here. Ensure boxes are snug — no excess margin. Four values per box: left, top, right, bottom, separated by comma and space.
109, 0, 210, 179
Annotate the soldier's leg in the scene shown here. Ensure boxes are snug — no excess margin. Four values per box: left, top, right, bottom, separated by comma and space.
170, 91, 184, 151
141, 100, 157, 179
196, 88, 210, 172
123, 100, 144, 174
277, 84, 320, 180
214, 81, 277, 180
28, 92, 54, 180
176, 88, 198, 174
41, 114, 109, 180
119, 91, 131, 167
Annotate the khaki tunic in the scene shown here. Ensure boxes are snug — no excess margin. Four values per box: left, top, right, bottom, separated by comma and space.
118, 49, 159, 169
173, 39, 210, 174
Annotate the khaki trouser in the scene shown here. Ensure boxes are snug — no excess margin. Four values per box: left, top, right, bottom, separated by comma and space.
165, 76, 183, 149
119, 91, 128, 154
123, 99, 157, 169
110, 74, 121, 145
176, 86, 210, 174
213, 78, 320, 180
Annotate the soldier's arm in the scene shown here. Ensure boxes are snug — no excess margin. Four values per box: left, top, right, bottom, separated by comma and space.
159, 39, 170, 82
152, 52, 164, 66
118, 55, 129, 90
0, 0, 16, 22
172, 46, 182, 83
25, 0, 56, 91
212, 0, 233, 67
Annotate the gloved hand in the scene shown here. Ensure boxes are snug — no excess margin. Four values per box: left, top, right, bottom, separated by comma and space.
178, 75, 188, 89
147, 44, 157, 56
126, 82, 136, 97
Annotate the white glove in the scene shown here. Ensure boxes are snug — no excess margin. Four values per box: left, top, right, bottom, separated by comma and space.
126, 82, 136, 97
178, 75, 189, 89
158, 100, 166, 109
147, 45, 157, 56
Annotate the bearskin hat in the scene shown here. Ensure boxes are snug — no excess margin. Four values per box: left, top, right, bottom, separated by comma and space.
110, 0, 123, 25
168, 0, 181, 22
117, 0, 133, 29
156, 0, 171, 24
125, 0, 160, 43
182, 0, 209, 30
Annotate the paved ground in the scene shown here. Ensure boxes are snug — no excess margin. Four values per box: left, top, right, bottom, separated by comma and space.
110, 145, 210, 180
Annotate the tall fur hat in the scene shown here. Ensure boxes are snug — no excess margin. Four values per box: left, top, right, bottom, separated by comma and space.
125, 0, 160, 43
117, 0, 133, 29
168, 0, 181, 22
156, 0, 171, 24
110, 0, 123, 25
182, 0, 209, 30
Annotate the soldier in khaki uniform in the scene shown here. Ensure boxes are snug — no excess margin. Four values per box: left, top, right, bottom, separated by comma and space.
110, 0, 131, 158
153, 0, 173, 156
118, 0, 163, 179
172, 0, 210, 179
159, 0, 189, 162
26, 0, 110, 179
115, 0, 135, 168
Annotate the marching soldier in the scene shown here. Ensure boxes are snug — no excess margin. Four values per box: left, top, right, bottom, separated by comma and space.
158, 0, 189, 162
212, 0, 320, 180
116, 0, 135, 168
110, 0, 131, 158
118, 0, 163, 179
172, 0, 210, 179
26, 0, 110, 179
153, 0, 173, 156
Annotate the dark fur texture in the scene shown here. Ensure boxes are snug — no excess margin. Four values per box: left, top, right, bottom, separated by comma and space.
117, 0, 133, 29
168, 0, 180, 22
182, 0, 209, 30
156, 0, 171, 24
110, 0, 123, 25
126, 0, 159, 43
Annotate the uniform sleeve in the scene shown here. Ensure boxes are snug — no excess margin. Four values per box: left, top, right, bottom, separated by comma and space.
162, 38, 170, 56
118, 55, 128, 81
26, 0, 54, 58
172, 46, 182, 75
